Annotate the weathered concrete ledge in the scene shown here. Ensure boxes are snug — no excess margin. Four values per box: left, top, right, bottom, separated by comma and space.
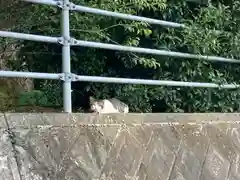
1, 113, 240, 180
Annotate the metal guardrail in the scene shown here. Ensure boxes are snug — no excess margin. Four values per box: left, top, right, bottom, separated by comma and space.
0, 0, 239, 112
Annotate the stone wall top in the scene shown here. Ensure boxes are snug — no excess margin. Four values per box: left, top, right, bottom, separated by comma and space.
0, 113, 239, 129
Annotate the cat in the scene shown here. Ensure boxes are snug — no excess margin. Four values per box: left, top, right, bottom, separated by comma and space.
89, 96, 129, 114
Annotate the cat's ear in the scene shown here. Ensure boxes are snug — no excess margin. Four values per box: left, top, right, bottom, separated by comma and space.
89, 96, 95, 104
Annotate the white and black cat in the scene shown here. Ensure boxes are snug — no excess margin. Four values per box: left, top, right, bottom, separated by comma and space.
89, 96, 129, 114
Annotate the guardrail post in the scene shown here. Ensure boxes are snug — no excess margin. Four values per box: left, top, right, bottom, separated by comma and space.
62, 0, 72, 113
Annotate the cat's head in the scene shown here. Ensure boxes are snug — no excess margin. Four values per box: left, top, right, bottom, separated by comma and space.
89, 96, 104, 113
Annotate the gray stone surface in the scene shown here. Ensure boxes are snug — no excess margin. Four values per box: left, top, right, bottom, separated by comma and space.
0, 113, 21, 180
1, 113, 240, 180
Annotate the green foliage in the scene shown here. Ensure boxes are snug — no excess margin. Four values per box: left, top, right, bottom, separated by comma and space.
0, 92, 8, 111
4, 0, 240, 112
17, 90, 48, 106
17, 83, 62, 107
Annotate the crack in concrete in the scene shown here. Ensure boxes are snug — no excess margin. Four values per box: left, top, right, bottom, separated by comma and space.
3, 113, 22, 180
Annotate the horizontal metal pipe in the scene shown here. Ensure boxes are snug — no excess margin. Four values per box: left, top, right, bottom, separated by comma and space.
23, 0, 59, 6
73, 5, 184, 28
22, 0, 229, 36
0, 31, 59, 43
22, 0, 184, 28
72, 5, 228, 35
75, 75, 239, 89
0, 71, 63, 80
22, 0, 231, 37
73, 40, 240, 63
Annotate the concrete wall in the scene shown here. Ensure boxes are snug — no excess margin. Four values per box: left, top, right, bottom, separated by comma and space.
0, 113, 240, 180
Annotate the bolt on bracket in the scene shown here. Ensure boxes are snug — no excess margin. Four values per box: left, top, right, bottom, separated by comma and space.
56, 1, 76, 10
56, 0, 63, 8
57, 37, 74, 45
59, 73, 78, 82
70, 38, 79, 46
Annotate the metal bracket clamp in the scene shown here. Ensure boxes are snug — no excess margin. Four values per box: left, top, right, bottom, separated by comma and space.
70, 38, 79, 45
56, 1, 76, 10
59, 73, 78, 82
57, 37, 75, 45
59, 73, 77, 82
56, 0, 63, 8
57, 37, 79, 46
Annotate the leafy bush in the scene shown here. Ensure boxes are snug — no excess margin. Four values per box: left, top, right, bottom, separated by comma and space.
17, 90, 48, 106
4, 0, 240, 112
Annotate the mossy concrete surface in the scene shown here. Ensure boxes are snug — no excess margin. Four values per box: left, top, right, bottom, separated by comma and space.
0, 113, 240, 180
